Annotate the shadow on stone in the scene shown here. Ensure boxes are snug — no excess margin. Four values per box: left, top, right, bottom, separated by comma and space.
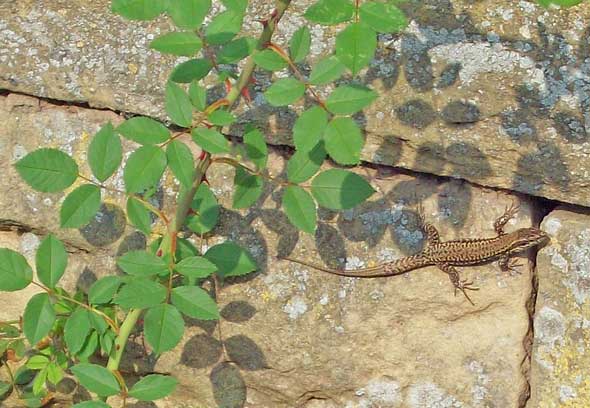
210, 362, 246, 408
221, 301, 257, 323
79, 203, 126, 247
181, 334, 222, 369
225, 335, 268, 371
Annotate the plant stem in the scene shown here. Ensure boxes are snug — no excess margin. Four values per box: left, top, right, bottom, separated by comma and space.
106, 308, 142, 371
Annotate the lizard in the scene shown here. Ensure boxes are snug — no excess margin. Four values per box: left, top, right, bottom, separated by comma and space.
282, 203, 550, 304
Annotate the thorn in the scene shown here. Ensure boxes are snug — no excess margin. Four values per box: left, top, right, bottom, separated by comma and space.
256, 18, 269, 28
156, 249, 162, 257
241, 86, 252, 103
224, 78, 232, 94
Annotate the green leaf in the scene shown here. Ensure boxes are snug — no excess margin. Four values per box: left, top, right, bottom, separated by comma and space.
166, 81, 193, 127
126, 197, 152, 235
77, 330, 99, 359
88, 123, 122, 182
116, 117, 169, 145
0, 249, 32, 292
293, 106, 328, 152
282, 186, 317, 234
233, 167, 263, 209
123, 146, 167, 193
64, 308, 91, 355
191, 128, 230, 154
168, 0, 211, 29
46, 362, 64, 385
186, 184, 219, 234
305, 0, 354, 25
222, 0, 248, 12
100, 331, 115, 356
311, 169, 375, 210
88, 276, 122, 305
326, 84, 378, 115
538, 0, 584, 6
171, 286, 219, 320
189, 81, 207, 111
264, 78, 305, 106
217, 37, 257, 64
253, 49, 288, 71
70, 363, 120, 397
324, 117, 364, 165
36, 235, 67, 288
117, 250, 169, 277
144, 304, 184, 353
336, 22, 377, 76
166, 141, 195, 188
175, 256, 217, 279
26, 355, 50, 370
114, 279, 167, 309
15, 148, 78, 193
23, 293, 55, 345
112, 0, 166, 20
129, 374, 178, 401
205, 10, 244, 45
170, 58, 213, 83
290, 26, 311, 63
309, 55, 346, 85
72, 401, 111, 408
32, 367, 47, 395
150, 32, 203, 56
60, 184, 102, 228
0, 381, 11, 398
359, 2, 407, 33
89, 313, 108, 335
208, 110, 236, 126
204, 241, 256, 278
244, 128, 268, 170
287, 141, 326, 183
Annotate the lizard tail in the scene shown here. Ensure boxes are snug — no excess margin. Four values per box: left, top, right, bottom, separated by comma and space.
282, 254, 430, 278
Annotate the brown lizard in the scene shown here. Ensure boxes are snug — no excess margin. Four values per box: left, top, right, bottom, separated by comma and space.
282, 203, 549, 304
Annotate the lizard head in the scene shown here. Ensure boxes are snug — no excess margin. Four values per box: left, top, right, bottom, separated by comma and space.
507, 228, 550, 254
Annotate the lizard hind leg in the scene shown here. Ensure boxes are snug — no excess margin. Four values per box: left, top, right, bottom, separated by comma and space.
494, 201, 520, 235
437, 263, 479, 305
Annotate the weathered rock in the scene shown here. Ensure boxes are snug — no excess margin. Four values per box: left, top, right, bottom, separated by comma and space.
1, 1, 590, 207
528, 207, 590, 408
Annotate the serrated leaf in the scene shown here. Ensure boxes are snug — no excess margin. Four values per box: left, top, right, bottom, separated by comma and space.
287, 141, 326, 183
112, 0, 166, 20
150, 32, 203, 56
25, 355, 50, 370
0, 249, 32, 292
88, 123, 122, 182
166, 81, 193, 127
170, 58, 213, 83
32, 366, 47, 395
264, 78, 305, 106
186, 184, 219, 234
311, 169, 375, 210
304, 0, 354, 25
114, 279, 167, 309
123, 146, 167, 193
293, 106, 328, 152
117, 117, 169, 145
191, 128, 230, 154
205, 242, 256, 277
129, 374, 178, 401
88, 276, 122, 305
326, 84, 378, 115
144, 304, 184, 353
60, 184, 102, 228
126, 197, 152, 235
222, 0, 248, 12
70, 363, 120, 397
72, 401, 111, 408
64, 308, 91, 355
0, 381, 11, 398
359, 2, 408, 33
77, 330, 99, 359
208, 110, 236, 126
253, 49, 288, 71
23, 293, 55, 345
324, 117, 364, 165
89, 312, 108, 335
15, 148, 78, 193
309, 55, 346, 85
290, 26, 311, 63
175, 256, 217, 279
336, 22, 377, 76
282, 186, 317, 233
168, 0, 211, 29
243, 128, 267, 170
117, 250, 169, 276
205, 10, 244, 45
217, 37, 257, 64
171, 286, 219, 320
167, 141, 195, 188
189, 81, 207, 111
36, 235, 67, 288
233, 167, 263, 209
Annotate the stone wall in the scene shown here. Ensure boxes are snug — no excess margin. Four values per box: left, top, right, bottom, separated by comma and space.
1, 1, 590, 407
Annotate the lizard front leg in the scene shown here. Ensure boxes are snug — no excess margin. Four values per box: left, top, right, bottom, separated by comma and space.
417, 202, 440, 246
498, 255, 524, 274
437, 263, 479, 305
494, 201, 519, 235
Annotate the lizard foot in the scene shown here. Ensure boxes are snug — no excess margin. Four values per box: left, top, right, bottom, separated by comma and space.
499, 257, 524, 275
453, 279, 479, 306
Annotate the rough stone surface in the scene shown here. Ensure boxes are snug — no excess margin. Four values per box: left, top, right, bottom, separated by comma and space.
1, 1, 590, 206
529, 207, 590, 408
0, 95, 547, 407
